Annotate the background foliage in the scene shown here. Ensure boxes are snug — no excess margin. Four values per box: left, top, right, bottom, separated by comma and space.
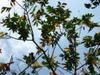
0, 0, 100, 75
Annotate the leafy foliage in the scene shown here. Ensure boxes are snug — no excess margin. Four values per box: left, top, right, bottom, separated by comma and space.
85, 0, 100, 9
3, 13, 30, 41
1, 7, 11, 13
0, 0, 100, 75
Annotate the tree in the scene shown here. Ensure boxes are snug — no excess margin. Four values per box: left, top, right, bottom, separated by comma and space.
0, 0, 100, 75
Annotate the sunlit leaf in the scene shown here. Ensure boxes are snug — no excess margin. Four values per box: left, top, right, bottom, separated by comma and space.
0, 32, 7, 38
31, 61, 42, 68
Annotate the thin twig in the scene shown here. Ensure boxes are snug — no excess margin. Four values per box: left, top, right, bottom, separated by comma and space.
17, 63, 21, 72
51, 45, 56, 59
28, 5, 34, 12
58, 65, 73, 74
78, 25, 83, 37
20, 2, 56, 74
25, 5, 35, 41
15, 1, 26, 11
77, 63, 87, 70
6, 35, 32, 41
57, 69, 65, 75
57, 43, 64, 52
33, 40, 56, 74
18, 53, 43, 74
18, 50, 47, 75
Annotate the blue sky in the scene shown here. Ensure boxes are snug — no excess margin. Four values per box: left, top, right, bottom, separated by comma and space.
0, 0, 100, 74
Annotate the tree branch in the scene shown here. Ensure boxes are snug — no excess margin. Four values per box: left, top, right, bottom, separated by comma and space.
0, 34, 32, 41
18, 50, 47, 74
77, 63, 87, 70
15, 1, 26, 11
32, 40, 56, 74
51, 45, 56, 59
57, 43, 64, 52
6, 35, 32, 41
24, 2, 56, 74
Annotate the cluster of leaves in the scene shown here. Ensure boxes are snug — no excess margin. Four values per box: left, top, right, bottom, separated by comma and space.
1, 7, 11, 13
42, 55, 58, 71
83, 33, 100, 74
0, 55, 14, 75
25, 0, 48, 6
60, 46, 80, 71
83, 32, 100, 47
40, 2, 71, 47
23, 53, 42, 74
3, 13, 30, 41
85, 0, 100, 9
84, 48, 100, 74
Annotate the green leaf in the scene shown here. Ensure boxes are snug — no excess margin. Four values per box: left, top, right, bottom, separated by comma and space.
47, 6, 55, 13
1, 7, 11, 13
65, 61, 73, 71
88, 64, 96, 74
85, 4, 91, 8
83, 36, 95, 47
